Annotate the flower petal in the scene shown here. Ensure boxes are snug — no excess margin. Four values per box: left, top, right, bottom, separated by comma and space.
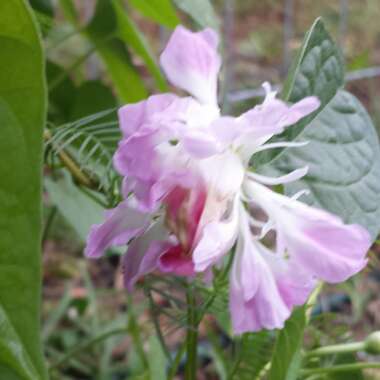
230, 208, 315, 334
230, 238, 291, 334
158, 244, 195, 276
246, 180, 371, 284
193, 196, 239, 272
85, 200, 150, 258
118, 93, 179, 137
160, 26, 221, 105
242, 93, 320, 137
123, 220, 169, 291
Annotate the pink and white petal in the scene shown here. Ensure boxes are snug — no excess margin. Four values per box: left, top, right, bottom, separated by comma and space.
284, 215, 370, 283
123, 220, 169, 291
259, 244, 317, 308
230, 238, 292, 334
209, 116, 244, 145
198, 151, 245, 197
85, 201, 150, 258
246, 181, 371, 284
180, 130, 222, 158
113, 129, 162, 179
192, 197, 239, 272
239, 82, 320, 144
118, 93, 179, 137
160, 26, 221, 105
158, 244, 195, 276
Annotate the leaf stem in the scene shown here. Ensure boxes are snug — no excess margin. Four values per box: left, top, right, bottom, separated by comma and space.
42, 205, 57, 243
305, 342, 365, 358
44, 129, 99, 189
300, 362, 380, 375
49, 327, 128, 369
127, 294, 149, 369
185, 284, 198, 380
167, 341, 186, 380
144, 286, 173, 364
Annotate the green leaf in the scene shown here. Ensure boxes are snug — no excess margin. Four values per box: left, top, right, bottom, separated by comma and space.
230, 331, 274, 380
60, 0, 148, 103
86, 0, 147, 102
148, 335, 167, 380
259, 90, 380, 240
45, 109, 120, 192
282, 18, 344, 105
0, 305, 40, 380
173, 0, 219, 30
45, 172, 105, 242
68, 80, 116, 121
29, 0, 53, 16
128, 0, 179, 28
95, 41, 148, 103
326, 353, 364, 380
0, 1, 47, 379
268, 307, 307, 380
255, 18, 344, 166
112, 0, 167, 91
282, 17, 344, 140
47, 60, 76, 123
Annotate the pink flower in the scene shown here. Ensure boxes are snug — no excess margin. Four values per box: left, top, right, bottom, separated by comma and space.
85, 26, 371, 334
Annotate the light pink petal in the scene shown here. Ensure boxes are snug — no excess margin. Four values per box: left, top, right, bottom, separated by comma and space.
160, 26, 221, 105
246, 181, 371, 284
209, 116, 244, 145
118, 93, 178, 137
193, 197, 239, 272
229, 208, 316, 334
123, 220, 169, 291
85, 201, 150, 258
181, 130, 221, 158
230, 238, 291, 334
283, 216, 370, 283
158, 244, 195, 276
240, 83, 320, 141
113, 127, 168, 179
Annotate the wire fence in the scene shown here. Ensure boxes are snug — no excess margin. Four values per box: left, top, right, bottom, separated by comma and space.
222, 0, 380, 104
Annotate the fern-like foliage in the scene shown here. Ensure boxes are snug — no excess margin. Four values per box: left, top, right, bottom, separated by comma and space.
45, 108, 120, 195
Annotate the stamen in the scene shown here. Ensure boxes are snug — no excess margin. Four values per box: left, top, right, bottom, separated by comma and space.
247, 166, 308, 185
290, 189, 311, 200
251, 140, 309, 154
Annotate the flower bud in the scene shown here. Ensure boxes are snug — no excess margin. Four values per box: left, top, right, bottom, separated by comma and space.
364, 332, 380, 354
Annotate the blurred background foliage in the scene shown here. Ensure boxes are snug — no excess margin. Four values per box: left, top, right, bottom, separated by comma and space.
34, 0, 380, 379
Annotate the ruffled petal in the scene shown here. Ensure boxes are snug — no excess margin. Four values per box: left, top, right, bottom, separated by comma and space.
85, 201, 150, 258
118, 93, 179, 137
160, 26, 221, 105
198, 151, 245, 197
229, 207, 315, 334
123, 220, 169, 290
158, 244, 195, 276
246, 180, 371, 284
192, 196, 239, 272
242, 83, 320, 136
230, 236, 291, 334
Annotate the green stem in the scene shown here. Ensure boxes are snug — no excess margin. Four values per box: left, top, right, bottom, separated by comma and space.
167, 341, 186, 380
300, 362, 380, 375
49, 327, 127, 369
185, 285, 198, 380
42, 205, 57, 243
127, 294, 149, 369
305, 342, 365, 358
145, 286, 173, 363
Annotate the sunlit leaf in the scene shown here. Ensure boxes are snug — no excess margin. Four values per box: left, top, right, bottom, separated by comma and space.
260, 90, 380, 240
128, 0, 179, 28
173, 0, 219, 30
0, 0, 48, 378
